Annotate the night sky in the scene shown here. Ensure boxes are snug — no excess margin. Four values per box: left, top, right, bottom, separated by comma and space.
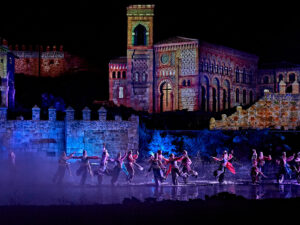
2, 1, 300, 64
2, 0, 300, 109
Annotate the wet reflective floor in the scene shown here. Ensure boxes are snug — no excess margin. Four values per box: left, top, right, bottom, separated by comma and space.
1, 181, 300, 205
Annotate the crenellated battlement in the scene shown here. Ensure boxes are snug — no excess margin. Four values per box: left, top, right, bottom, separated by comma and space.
1, 37, 87, 77
0, 105, 139, 156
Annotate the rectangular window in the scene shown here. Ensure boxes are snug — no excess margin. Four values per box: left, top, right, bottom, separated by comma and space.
119, 87, 124, 99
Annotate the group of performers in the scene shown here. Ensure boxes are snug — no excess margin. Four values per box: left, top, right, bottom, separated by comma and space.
49, 145, 300, 186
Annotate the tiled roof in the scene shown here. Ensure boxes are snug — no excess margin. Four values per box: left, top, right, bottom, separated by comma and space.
155, 36, 198, 45
109, 56, 127, 64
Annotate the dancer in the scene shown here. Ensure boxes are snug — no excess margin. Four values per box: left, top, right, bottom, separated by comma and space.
180, 150, 198, 184
165, 153, 185, 185
8, 150, 16, 183
257, 151, 272, 176
212, 150, 235, 184
52, 151, 74, 185
157, 150, 168, 174
73, 150, 99, 185
148, 152, 165, 186
250, 150, 267, 184
110, 151, 127, 186
276, 151, 295, 184
96, 144, 110, 185
293, 152, 300, 184
125, 150, 139, 183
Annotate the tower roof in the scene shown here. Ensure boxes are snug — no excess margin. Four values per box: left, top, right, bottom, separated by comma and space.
155, 36, 199, 46
109, 56, 127, 64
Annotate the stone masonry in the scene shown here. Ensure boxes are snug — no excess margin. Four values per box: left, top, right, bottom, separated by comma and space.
0, 106, 139, 157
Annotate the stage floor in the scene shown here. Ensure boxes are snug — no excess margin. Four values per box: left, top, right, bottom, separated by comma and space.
1, 180, 300, 205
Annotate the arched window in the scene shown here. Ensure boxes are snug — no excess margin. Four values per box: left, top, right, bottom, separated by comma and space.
133, 24, 147, 46
118, 87, 124, 99
135, 72, 139, 82
122, 71, 126, 79
235, 67, 240, 83
242, 68, 246, 83
211, 64, 215, 73
236, 88, 239, 103
200, 62, 204, 72
248, 71, 253, 84
250, 91, 253, 104
182, 80, 186, 86
112, 71, 116, 78
187, 80, 191, 86
117, 71, 121, 79
142, 72, 147, 82
263, 76, 269, 84
289, 73, 295, 83
204, 63, 208, 72
243, 90, 247, 104
225, 67, 228, 75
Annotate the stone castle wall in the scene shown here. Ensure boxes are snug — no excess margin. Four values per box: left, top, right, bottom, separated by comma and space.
210, 91, 300, 130
9, 44, 89, 77
0, 106, 139, 158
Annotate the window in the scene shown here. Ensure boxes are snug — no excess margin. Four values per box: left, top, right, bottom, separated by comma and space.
135, 72, 139, 82
200, 62, 203, 72
235, 67, 240, 83
117, 71, 121, 79
142, 72, 147, 82
133, 24, 147, 46
289, 73, 295, 83
215, 65, 218, 73
122, 71, 126, 79
187, 80, 191, 86
119, 87, 124, 98
182, 80, 186, 86
243, 90, 246, 104
242, 69, 246, 83
112, 71, 116, 78
248, 71, 253, 84
236, 88, 239, 103
263, 76, 269, 84
225, 67, 228, 75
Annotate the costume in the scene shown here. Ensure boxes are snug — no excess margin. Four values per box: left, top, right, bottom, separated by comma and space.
96, 148, 110, 185
73, 153, 99, 185
294, 154, 300, 184
52, 153, 74, 184
180, 154, 198, 184
125, 152, 139, 183
212, 152, 235, 183
276, 153, 294, 184
110, 152, 127, 185
148, 157, 165, 186
165, 156, 184, 185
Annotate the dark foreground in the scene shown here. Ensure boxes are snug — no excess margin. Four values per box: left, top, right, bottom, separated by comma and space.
0, 193, 299, 225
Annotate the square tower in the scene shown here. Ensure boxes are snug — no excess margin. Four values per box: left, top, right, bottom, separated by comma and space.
0, 43, 15, 109
126, 5, 155, 112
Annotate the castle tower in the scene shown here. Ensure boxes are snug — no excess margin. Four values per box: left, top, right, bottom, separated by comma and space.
0, 44, 15, 108
126, 5, 155, 112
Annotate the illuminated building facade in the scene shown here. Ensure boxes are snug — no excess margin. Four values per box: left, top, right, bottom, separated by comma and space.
109, 5, 299, 113
0, 41, 15, 108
